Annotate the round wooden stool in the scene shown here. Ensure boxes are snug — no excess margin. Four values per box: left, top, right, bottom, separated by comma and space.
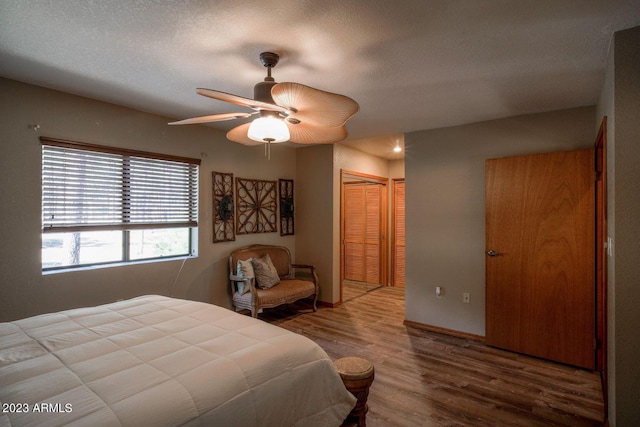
335, 357, 375, 427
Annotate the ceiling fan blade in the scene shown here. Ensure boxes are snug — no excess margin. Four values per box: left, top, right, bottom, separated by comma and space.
271, 82, 359, 127
226, 123, 264, 146
168, 112, 255, 125
287, 122, 348, 144
197, 88, 290, 114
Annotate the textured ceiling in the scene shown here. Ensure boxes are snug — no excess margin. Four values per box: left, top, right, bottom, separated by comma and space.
1, 1, 639, 158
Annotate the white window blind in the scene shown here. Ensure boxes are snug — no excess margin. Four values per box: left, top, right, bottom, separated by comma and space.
42, 138, 199, 233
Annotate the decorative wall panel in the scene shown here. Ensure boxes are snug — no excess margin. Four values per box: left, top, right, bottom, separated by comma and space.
236, 178, 277, 234
212, 171, 235, 242
279, 179, 294, 236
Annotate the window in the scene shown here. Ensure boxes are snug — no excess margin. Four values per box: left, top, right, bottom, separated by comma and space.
41, 138, 199, 270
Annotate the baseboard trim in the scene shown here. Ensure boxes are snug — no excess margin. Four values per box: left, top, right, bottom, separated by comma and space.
403, 319, 485, 342
318, 300, 341, 308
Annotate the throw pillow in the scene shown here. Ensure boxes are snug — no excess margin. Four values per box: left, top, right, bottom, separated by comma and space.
236, 258, 254, 294
251, 254, 281, 289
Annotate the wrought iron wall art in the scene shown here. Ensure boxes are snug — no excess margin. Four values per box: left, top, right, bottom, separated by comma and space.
235, 178, 278, 235
212, 171, 235, 242
279, 179, 294, 236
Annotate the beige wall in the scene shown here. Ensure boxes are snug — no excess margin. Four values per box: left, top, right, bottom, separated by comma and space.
597, 26, 640, 427
0, 78, 297, 322
389, 159, 405, 179
294, 144, 335, 302
404, 106, 596, 336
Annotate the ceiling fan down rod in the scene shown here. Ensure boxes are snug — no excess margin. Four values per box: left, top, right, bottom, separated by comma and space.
254, 52, 280, 105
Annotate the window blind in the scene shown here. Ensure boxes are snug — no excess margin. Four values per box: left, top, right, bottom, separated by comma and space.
42, 138, 199, 233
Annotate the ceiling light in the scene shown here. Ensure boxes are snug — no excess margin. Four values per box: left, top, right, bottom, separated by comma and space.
248, 116, 290, 143
393, 145, 402, 153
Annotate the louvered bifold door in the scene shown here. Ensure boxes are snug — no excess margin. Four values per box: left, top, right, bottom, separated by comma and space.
344, 185, 365, 282
393, 180, 406, 287
365, 184, 382, 285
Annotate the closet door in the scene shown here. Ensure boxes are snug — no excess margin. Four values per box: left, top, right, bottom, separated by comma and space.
365, 184, 382, 285
485, 149, 595, 369
344, 185, 365, 282
392, 180, 405, 287
343, 183, 385, 286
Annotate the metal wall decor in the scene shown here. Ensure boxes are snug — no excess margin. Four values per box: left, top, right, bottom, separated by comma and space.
212, 171, 235, 242
236, 178, 277, 234
279, 179, 294, 236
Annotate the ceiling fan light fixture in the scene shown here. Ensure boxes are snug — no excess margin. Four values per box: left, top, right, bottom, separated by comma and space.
247, 116, 290, 143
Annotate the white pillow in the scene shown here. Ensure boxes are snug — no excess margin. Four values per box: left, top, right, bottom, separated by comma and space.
236, 258, 254, 294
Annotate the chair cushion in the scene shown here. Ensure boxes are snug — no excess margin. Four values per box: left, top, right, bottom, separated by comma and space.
256, 280, 315, 306
252, 254, 281, 289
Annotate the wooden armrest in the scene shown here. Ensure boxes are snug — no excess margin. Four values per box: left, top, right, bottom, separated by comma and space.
230, 274, 255, 294
291, 264, 315, 271
291, 264, 318, 285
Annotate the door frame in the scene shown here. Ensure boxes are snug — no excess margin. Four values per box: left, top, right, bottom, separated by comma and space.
594, 117, 608, 416
340, 169, 389, 302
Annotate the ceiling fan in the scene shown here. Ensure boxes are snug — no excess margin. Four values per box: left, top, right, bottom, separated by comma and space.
169, 52, 359, 150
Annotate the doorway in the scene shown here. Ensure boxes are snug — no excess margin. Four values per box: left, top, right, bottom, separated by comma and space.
341, 170, 388, 302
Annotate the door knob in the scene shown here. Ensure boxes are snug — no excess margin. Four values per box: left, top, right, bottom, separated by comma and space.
486, 249, 501, 257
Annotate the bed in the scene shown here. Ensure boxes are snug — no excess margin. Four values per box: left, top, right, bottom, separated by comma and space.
0, 295, 356, 426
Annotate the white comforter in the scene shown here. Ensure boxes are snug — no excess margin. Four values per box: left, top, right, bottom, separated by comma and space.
0, 295, 355, 426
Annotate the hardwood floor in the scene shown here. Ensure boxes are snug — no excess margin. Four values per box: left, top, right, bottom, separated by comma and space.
342, 280, 383, 302
261, 287, 605, 427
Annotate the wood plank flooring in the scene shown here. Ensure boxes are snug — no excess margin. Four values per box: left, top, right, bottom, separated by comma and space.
261, 287, 605, 427
342, 280, 383, 302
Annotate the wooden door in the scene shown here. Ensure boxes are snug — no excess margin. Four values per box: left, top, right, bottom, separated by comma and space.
485, 149, 595, 369
344, 185, 366, 282
392, 180, 406, 287
365, 184, 382, 284
343, 183, 385, 285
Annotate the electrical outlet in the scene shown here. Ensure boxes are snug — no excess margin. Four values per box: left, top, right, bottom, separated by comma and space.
463, 293, 470, 303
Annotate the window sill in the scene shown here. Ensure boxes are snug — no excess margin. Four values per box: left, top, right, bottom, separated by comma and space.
42, 255, 197, 275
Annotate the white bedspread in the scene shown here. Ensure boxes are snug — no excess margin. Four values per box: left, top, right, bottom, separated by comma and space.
0, 295, 355, 426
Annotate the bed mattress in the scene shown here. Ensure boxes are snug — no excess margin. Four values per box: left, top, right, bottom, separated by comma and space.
0, 295, 355, 426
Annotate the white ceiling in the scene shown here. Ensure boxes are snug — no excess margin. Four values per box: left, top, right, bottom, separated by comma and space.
1, 1, 639, 159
